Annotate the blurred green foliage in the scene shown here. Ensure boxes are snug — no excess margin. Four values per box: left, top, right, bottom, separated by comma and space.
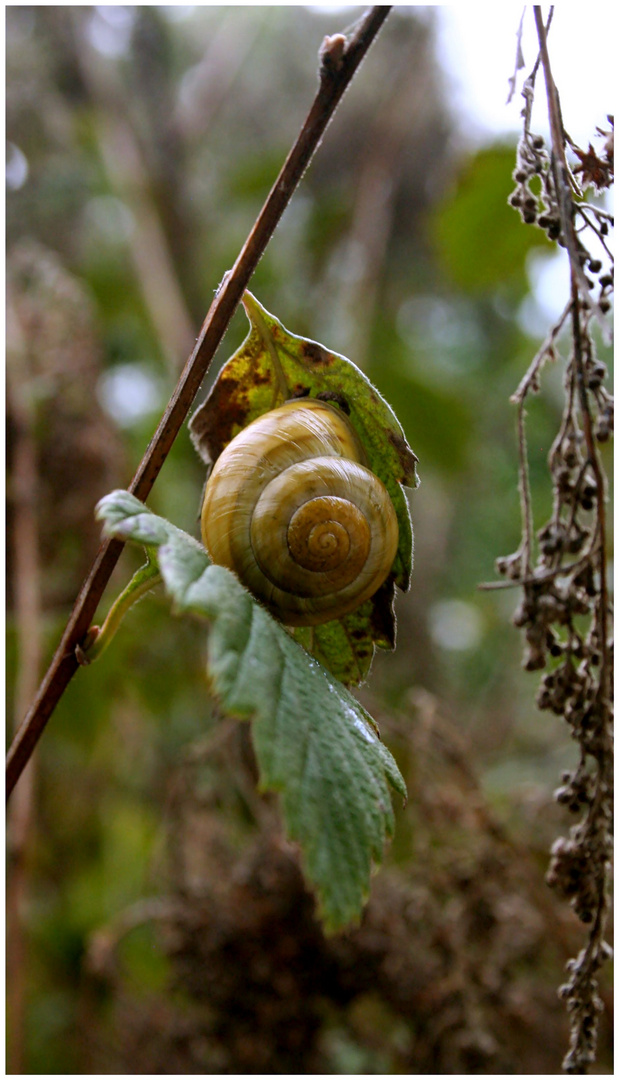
6, 5, 612, 1073
434, 143, 553, 293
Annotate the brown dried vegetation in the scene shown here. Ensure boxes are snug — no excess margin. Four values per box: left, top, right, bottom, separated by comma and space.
83, 704, 611, 1074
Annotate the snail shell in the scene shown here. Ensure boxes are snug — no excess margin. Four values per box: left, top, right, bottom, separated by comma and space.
200, 398, 399, 626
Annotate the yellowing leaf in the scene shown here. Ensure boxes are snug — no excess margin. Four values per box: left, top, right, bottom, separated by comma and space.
189, 292, 417, 683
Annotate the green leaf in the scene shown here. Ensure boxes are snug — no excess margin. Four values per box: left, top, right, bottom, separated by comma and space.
96, 490, 407, 932
432, 143, 552, 295
292, 583, 395, 687
189, 291, 417, 683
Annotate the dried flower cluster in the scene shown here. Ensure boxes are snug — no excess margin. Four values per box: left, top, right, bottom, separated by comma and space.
492, 18, 613, 1076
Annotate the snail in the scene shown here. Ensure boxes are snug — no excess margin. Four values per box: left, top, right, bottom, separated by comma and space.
200, 398, 399, 626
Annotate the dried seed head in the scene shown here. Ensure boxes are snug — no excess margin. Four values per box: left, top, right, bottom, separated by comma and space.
595, 420, 610, 442
496, 552, 522, 579
524, 644, 547, 671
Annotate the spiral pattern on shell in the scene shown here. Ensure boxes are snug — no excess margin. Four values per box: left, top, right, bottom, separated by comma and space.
200, 398, 399, 626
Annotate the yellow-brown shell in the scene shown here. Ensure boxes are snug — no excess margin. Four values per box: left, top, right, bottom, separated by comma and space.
200, 398, 398, 626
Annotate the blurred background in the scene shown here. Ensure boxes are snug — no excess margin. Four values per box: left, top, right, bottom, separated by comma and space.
6, 6, 613, 1073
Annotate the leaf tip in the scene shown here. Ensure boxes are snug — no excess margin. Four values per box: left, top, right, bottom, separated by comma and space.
241, 289, 261, 321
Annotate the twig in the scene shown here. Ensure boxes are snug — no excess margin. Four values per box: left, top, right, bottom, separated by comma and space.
516, 401, 534, 576
479, 548, 596, 591
506, 7, 526, 105
533, 8, 611, 343
576, 206, 614, 262
533, 7, 610, 702
6, 6, 392, 802
510, 300, 571, 404
6, 328, 42, 1074
517, 6, 553, 127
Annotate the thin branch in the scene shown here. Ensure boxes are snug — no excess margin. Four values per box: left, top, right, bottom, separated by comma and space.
479, 547, 596, 591
533, 8, 611, 343
517, 6, 553, 129
516, 401, 534, 576
6, 6, 392, 802
510, 299, 571, 404
576, 206, 615, 263
6, 347, 42, 1074
533, 7, 610, 700
506, 7, 526, 105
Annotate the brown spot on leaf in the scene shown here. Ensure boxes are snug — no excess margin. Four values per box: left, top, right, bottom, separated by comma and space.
301, 341, 332, 366
250, 368, 273, 386
189, 376, 254, 465
369, 581, 397, 650
387, 428, 419, 484
315, 391, 350, 415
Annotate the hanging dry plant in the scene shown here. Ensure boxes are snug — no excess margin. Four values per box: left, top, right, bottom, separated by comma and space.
487, 8, 613, 1074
